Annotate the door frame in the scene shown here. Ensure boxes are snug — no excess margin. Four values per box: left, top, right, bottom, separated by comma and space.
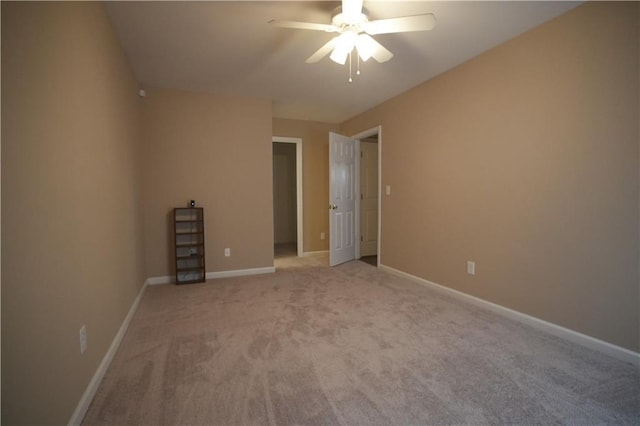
272, 136, 303, 257
351, 126, 381, 265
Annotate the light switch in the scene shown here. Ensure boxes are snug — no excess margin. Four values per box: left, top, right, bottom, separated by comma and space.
467, 261, 475, 276
385, 185, 391, 195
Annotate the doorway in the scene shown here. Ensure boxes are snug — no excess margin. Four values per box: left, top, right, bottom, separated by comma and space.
272, 137, 303, 258
359, 134, 379, 266
352, 127, 381, 267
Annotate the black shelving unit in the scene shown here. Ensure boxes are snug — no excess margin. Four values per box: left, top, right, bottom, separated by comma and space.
173, 207, 206, 284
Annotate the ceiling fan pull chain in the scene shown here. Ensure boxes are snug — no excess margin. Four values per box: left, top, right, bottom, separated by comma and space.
357, 53, 361, 76
348, 51, 353, 82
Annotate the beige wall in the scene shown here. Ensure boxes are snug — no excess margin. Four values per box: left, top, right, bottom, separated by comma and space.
272, 118, 340, 252
1, 2, 145, 424
142, 88, 273, 277
342, 2, 640, 351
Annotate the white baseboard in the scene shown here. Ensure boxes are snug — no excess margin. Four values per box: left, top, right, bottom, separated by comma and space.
303, 250, 329, 257
379, 264, 640, 367
146, 275, 172, 285
206, 266, 275, 279
147, 266, 276, 285
68, 280, 148, 425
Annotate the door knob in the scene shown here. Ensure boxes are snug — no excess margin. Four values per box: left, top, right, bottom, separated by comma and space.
328, 204, 337, 210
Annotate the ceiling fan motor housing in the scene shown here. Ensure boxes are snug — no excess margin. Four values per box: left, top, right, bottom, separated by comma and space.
331, 6, 370, 30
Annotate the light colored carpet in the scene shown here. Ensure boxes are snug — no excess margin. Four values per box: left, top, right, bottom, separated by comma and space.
83, 254, 640, 425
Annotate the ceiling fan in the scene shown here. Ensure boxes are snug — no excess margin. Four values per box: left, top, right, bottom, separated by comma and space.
269, 0, 437, 67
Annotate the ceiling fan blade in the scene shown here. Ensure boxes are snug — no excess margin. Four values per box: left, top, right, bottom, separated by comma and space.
305, 37, 339, 63
363, 14, 437, 35
366, 36, 394, 63
269, 20, 336, 32
342, 0, 364, 22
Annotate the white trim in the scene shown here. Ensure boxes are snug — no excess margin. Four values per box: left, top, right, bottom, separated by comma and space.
379, 264, 640, 367
147, 275, 172, 285
303, 250, 329, 257
148, 266, 276, 285
273, 137, 304, 257
271, 136, 300, 144
376, 128, 382, 267
206, 266, 275, 279
68, 280, 148, 425
354, 137, 361, 260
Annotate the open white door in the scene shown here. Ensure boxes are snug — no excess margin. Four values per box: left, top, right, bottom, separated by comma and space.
329, 132, 356, 266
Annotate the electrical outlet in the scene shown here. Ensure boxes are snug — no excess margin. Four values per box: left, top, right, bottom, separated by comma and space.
224, 248, 231, 257
467, 261, 476, 276
79, 325, 87, 354
320, 232, 325, 240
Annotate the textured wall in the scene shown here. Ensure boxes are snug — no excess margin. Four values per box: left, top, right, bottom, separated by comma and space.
342, 2, 640, 351
1, 2, 145, 423
141, 88, 273, 277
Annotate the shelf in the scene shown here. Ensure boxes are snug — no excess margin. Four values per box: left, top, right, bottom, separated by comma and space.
176, 278, 206, 285
176, 242, 204, 248
177, 266, 205, 273
174, 207, 206, 285
176, 254, 203, 259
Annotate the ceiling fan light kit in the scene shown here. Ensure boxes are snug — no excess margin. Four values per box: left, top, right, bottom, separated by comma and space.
329, 31, 357, 65
269, 0, 436, 82
355, 34, 376, 62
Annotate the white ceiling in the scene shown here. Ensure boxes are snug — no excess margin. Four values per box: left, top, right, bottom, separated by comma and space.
105, 1, 580, 123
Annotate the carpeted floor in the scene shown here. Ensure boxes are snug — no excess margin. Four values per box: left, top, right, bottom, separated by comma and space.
82, 254, 640, 425
274, 242, 297, 259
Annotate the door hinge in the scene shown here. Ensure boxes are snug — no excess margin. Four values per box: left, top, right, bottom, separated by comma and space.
360, 193, 363, 200
360, 236, 364, 242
